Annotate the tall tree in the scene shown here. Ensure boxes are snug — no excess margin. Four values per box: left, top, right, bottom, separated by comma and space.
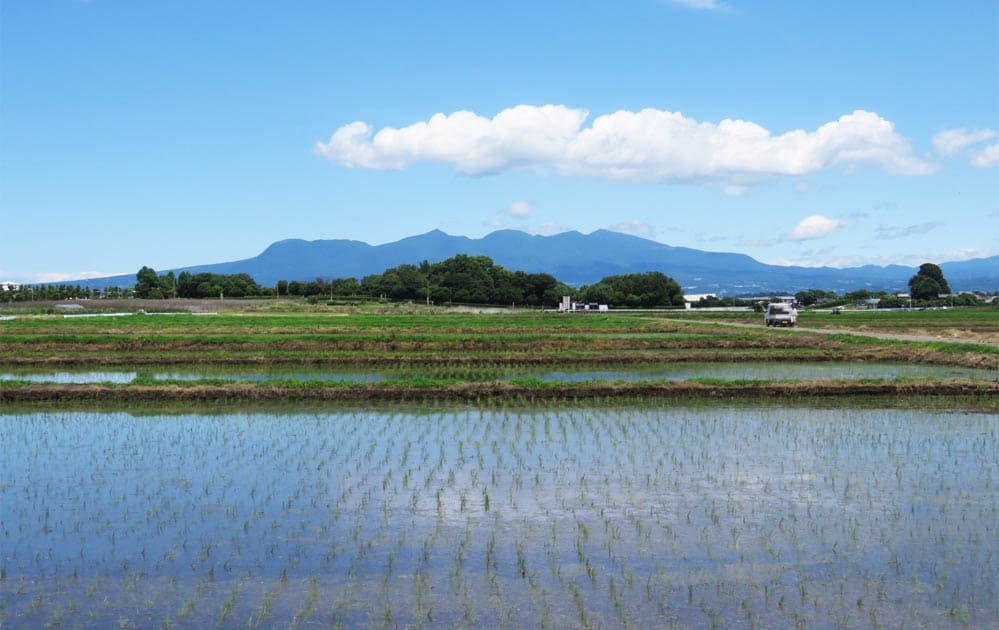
134, 266, 159, 298
908, 263, 951, 300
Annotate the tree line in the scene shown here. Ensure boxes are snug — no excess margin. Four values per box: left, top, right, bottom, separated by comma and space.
124, 255, 687, 308
0, 284, 118, 302
5, 259, 987, 309
134, 267, 269, 299
792, 264, 969, 307
279, 255, 686, 308
688, 264, 983, 309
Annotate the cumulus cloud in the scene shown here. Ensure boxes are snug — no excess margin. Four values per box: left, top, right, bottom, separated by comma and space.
506, 201, 532, 218
315, 105, 587, 175
970, 144, 999, 168
315, 106, 936, 185
786, 215, 849, 241
932, 128, 997, 157
875, 221, 945, 240
738, 214, 853, 249
609, 219, 656, 238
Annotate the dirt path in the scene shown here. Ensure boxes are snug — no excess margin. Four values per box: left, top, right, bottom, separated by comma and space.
663, 318, 999, 347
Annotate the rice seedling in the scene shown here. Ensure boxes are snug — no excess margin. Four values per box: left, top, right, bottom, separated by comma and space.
1, 404, 996, 626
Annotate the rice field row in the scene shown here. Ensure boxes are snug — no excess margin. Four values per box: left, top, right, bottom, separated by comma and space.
1, 312, 995, 372
2, 406, 996, 628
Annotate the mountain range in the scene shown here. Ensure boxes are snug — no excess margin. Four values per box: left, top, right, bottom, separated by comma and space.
78, 229, 998, 295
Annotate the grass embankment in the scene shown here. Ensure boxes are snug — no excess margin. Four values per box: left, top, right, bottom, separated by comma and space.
1, 306, 996, 404
2, 380, 996, 407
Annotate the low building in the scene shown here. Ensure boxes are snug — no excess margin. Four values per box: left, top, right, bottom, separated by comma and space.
558, 296, 609, 312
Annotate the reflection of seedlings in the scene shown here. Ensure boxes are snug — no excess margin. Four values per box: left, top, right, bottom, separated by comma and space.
217, 582, 240, 625
292, 576, 319, 626
569, 581, 591, 629
3, 407, 998, 627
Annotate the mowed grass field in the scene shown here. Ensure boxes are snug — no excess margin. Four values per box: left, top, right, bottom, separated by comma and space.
1, 301, 996, 405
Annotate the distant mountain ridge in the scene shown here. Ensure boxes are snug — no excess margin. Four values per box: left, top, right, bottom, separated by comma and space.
76, 229, 998, 294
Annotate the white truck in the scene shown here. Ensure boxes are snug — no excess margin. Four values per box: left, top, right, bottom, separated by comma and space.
764, 302, 797, 327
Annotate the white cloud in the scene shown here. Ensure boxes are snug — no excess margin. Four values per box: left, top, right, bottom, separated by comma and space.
762, 247, 992, 269
932, 247, 989, 263
609, 219, 656, 238
533, 221, 570, 236
970, 143, 999, 168
671, 0, 724, 10
506, 201, 532, 218
315, 105, 587, 175
723, 185, 748, 196
315, 106, 936, 186
736, 236, 782, 247
875, 221, 945, 240
932, 128, 997, 157
0, 270, 115, 284
739, 214, 854, 249
786, 214, 848, 241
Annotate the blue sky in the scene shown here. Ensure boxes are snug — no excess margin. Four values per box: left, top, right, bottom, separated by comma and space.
2, 0, 997, 284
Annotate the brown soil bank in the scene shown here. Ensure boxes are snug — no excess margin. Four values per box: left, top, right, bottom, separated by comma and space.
2, 380, 996, 406
3, 347, 996, 370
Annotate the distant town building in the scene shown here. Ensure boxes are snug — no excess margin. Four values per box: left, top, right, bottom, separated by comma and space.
558, 296, 609, 312
684, 293, 716, 310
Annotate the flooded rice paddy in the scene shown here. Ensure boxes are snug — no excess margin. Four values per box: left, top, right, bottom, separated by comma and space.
2, 406, 996, 628
0, 361, 994, 385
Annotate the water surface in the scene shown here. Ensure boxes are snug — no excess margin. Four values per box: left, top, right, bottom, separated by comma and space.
2, 406, 996, 628
0, 361, 992, 384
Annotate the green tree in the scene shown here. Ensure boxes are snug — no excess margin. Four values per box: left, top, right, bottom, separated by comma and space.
794, 289, 838, 307
159, 271, 177, 298
134, 266, 159, 298
580, 272, 684, 308
331, 277, 360, 296
908, 263, 951, 300
177, 272, 193, 297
